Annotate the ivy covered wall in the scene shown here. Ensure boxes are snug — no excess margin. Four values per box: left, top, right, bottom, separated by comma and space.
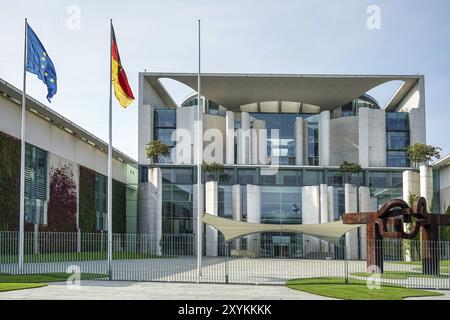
46, 164, 78, 232
112, 179, 126, 233
79, 166, 96, 233
0, 132, 20, 231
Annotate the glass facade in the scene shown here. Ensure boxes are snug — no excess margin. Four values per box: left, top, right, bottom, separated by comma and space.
386, 112, 410, 167
249, 113, 317, 165
153, 109, 176, 163
161, 168, 194, 234
305, 115, 319, 165
260, 186, 302, 224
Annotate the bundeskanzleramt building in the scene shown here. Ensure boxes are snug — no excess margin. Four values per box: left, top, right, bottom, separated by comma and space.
0, 78, 138, 234
138, 73, 429, 259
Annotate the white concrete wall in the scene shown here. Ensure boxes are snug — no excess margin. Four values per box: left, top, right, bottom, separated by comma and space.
138, 167, 162, 255
237, 112, 251, 164
246, 184, 261, 255
192, 183, 203, 256
0, 97, 126, 182
232, 184, 242, 249
409, 107, 426, 145
294, 118, 304, 165
302, 185, 320, 255
358, 107, 386, 168
138, 104, 154, 165
319, 184, 329, 224
329, 116, 359, 166
203, 114, 226, 164
345, 184, 359, 260
251, 118, 267, 165
439, 166, 450, 211
420, 165, 433, 206
205, 181, 218, 257
175, 106, 195, 164
403, 170, 420, 203
358, 186, 377, 260
395, 80, 426, 144
318, 111, 330, 166
225, 111, 235, 165
327, 186, 335, 222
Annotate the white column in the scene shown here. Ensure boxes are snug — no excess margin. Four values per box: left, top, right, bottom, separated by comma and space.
192, 183, 203, 256
318, 111, 330, 166
302, 186, 320, 256
147, 167, 162, 255
403, 170, 420, 203
319, 184, 329, 224
225, 111, 235, 164
251, 119, 266, 164
237, 112, 251, 164
295, 117, 304, 165
358, 186, 377, 260
345, 183, 358, 260
232, 184, 242, 249
420, 165, 433, 206
358, 108, 370, 168
205, 181, 218, 257
327, 186, 335, 222
246, 184, 261, 256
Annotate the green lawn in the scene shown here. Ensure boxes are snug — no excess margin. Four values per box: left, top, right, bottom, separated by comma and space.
0, 251, 173, 263
351, 271, 449, 279
286, 277, 443, 300
0, 272, 108, 283
0, 283, 47, 292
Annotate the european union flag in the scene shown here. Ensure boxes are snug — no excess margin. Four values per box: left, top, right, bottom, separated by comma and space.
26, 23, 57, 102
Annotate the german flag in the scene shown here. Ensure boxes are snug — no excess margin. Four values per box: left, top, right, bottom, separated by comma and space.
111, 25, 135, 108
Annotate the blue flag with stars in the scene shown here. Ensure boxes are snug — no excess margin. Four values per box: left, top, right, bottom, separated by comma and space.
26, 23, 57, 102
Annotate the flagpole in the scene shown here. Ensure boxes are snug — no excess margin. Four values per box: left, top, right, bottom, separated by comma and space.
19, 18, 28, 272
107, 18, 113, 280
196, 19, 203, 281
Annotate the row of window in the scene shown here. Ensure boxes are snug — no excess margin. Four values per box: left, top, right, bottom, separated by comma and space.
386, 112, 410, 167
141, 166, 404, 189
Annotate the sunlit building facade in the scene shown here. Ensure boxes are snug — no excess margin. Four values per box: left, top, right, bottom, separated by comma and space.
138, 73, 427, 258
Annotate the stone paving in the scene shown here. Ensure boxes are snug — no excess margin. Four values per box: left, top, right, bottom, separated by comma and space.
0, 280, 333, 300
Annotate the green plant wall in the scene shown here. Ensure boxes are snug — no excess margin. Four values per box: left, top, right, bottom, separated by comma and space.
112, 179, 126, 233
78, 166, 96, 233
0, 132, 20, 231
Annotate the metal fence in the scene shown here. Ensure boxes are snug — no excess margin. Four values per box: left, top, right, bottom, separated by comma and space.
1, 231, 449, 289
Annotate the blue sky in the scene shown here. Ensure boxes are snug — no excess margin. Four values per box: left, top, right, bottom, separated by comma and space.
0, 0, 449, 160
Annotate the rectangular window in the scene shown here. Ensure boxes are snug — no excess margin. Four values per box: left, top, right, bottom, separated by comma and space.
24, 144, 48, 224
369, 172, 389, 188
303, 170, 323, 186
387, 132, 409, 150
387, 151, 408, 167
238, 169, 257, 185
154, 109, 176, 127
386, 112, 410, 167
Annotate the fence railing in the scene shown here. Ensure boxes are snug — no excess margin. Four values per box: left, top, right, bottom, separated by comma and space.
1, 231, 449, 289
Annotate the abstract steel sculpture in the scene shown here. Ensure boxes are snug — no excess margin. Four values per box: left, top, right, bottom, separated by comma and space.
343, 197, 450, 275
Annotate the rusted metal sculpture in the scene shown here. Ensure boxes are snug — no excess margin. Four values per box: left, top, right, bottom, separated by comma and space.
343, 197, 450, 275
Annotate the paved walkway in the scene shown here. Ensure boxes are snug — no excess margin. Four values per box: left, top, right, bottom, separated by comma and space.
0, 281, 333, 300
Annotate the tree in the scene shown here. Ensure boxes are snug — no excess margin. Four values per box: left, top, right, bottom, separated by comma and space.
339, 161, 362, 183
145, 140, 170, 164
202, 161, 225, 182
406, 143, 441, 168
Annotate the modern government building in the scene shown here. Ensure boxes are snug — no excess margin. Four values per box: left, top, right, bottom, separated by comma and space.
1, 73, 449, 259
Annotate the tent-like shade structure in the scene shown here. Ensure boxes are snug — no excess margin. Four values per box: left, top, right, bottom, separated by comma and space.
202, 214, 363, 242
